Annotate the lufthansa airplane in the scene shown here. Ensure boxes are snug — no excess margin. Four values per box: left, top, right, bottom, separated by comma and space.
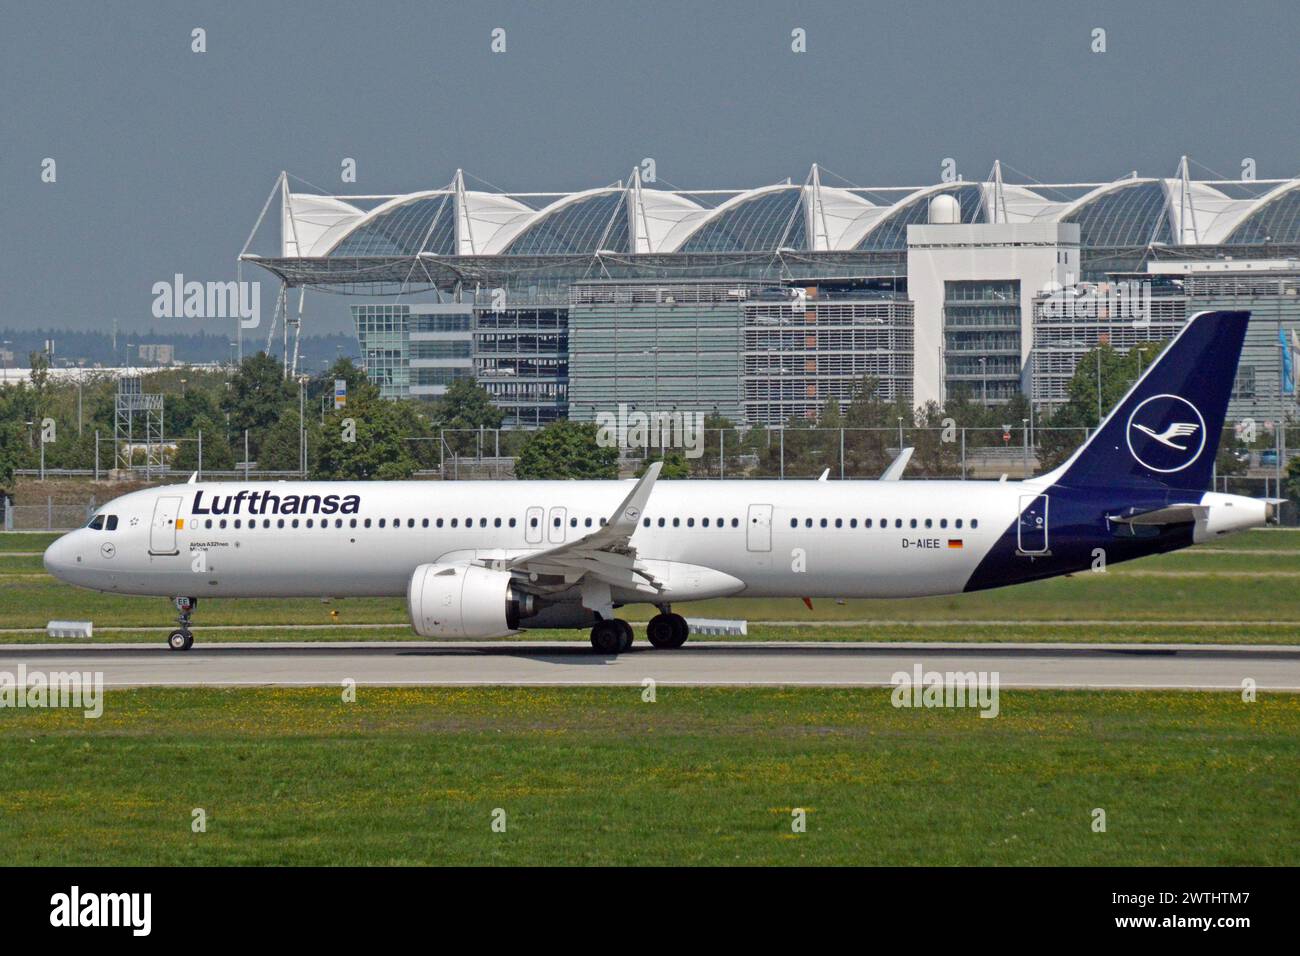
43, 311, 1273, 653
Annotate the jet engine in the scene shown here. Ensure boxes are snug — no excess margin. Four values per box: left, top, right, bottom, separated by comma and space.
407, 563, 534, 638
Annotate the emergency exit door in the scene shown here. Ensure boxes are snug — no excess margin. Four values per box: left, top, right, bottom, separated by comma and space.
746, 504, 773, 552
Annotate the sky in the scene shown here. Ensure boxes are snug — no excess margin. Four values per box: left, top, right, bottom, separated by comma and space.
2, 0, 1297, 340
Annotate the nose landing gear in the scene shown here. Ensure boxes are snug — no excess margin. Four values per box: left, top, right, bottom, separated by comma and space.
168, 596, 197, 651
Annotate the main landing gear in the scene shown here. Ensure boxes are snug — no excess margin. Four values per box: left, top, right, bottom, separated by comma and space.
588, 610, 690, 654
590, 618, 634, 654
167, 596, 197, 651
646, 612, 689, 649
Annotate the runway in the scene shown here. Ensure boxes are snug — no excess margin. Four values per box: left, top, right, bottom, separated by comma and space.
2, 641, 1299, 690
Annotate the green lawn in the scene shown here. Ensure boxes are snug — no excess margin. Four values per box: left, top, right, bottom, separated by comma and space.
0, 687, 1294, 865
3, 529, 1297, 644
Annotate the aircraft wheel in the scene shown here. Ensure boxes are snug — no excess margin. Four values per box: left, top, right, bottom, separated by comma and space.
590, 619, 624, 654
648, 613, 689, 649
168, 629, 194, 652
615, 619, 634, 650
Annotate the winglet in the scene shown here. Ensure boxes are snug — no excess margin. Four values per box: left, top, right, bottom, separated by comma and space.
187, 472, 198, 484
606, 462, 661, 536
880, 447, 913, 480
817, 469, 830, 481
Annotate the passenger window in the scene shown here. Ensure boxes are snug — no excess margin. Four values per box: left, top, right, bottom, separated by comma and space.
303, 519, 310, 529
584, 517, 592, 528
910, 519, 917, 528
658, 518, 666, 527
687, 518, 695, 527
835, 519, 843, 528
291, 519, 299, 528
451, 519, 459, 528
436, 518, 444, 528
570, 517, 577, 527
218, 519, 227, 529
408, 519, 416, 528
790, 518, 798, 528
702, 518, 710, 528
850, 519, 857, 528
955, 519, 963, 529
552, 517, 560, 528
349, 519, 356, 528
940, 519, 947, 529
643, 518, 651, 527
422, 519, 428, 528
672, 518, 680, 527
205, 519, 213, 530
509, 518, 516, 528
379, 519, 386, 528
865, 519, 873, 528
731, 518, 738, 527
480, 518, 487, 528
971, 519, 979, 529
336, 519, 344, 528
236, 519, 244, 529
924, 519, 932, 529
820, 519, 827, 528
494, 518, 501, 528
364, 519, 372, 528
805, 518, 812, 528
529, 517, 537, 528
894, 519, 902, 528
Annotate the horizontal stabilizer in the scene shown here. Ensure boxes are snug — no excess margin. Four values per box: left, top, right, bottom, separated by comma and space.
1108, 503, 1208, 526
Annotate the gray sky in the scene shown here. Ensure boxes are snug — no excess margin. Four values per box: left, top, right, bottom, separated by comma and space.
3, 0, 1297, 338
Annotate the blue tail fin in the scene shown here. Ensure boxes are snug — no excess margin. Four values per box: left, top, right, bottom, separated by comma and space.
1049, 310, 1249, 491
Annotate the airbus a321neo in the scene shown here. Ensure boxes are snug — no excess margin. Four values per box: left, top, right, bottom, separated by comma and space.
43, 311, 1272, 653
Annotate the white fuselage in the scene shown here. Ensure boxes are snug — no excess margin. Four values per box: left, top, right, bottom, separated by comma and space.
43, 478, 1035, 603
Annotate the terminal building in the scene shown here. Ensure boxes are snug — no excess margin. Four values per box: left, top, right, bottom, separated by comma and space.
243, 161, 1300, 425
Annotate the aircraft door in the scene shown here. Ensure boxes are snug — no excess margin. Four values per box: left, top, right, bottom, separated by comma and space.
149, 496, 183, 555
525, 506, 544, 544
547, 506, 567, 544
746, 503, 773, 552
1017, 494, 1049, 553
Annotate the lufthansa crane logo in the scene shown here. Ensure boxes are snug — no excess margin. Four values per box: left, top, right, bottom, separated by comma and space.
1125, 394, 1206, 473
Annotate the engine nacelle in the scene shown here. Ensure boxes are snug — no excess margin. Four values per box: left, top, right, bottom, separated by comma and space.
407, 563, 531, 638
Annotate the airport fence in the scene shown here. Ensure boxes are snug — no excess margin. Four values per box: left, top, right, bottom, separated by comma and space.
8, 423, 1297, 529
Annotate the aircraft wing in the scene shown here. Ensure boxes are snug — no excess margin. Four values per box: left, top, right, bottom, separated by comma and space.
1108, 503, 1209, 526
501, 462, 664, 593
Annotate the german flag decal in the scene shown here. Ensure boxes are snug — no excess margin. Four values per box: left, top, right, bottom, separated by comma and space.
947, 539, 963, 549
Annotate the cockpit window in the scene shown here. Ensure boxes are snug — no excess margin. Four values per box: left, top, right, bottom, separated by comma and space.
105, 515, 118, 531
88, 515, 105, 530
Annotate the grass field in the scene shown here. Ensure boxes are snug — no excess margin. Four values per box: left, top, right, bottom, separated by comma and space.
0, 687, 1294, 865
2, 530, 1297, 644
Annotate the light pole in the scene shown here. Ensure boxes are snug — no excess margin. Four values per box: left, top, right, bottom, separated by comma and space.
1096, 347, 1103, 425
298, 376, 308, 476
1022, 417, 1029, 476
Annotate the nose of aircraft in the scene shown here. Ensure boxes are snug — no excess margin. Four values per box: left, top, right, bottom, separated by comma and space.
43, 532, 79, 581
